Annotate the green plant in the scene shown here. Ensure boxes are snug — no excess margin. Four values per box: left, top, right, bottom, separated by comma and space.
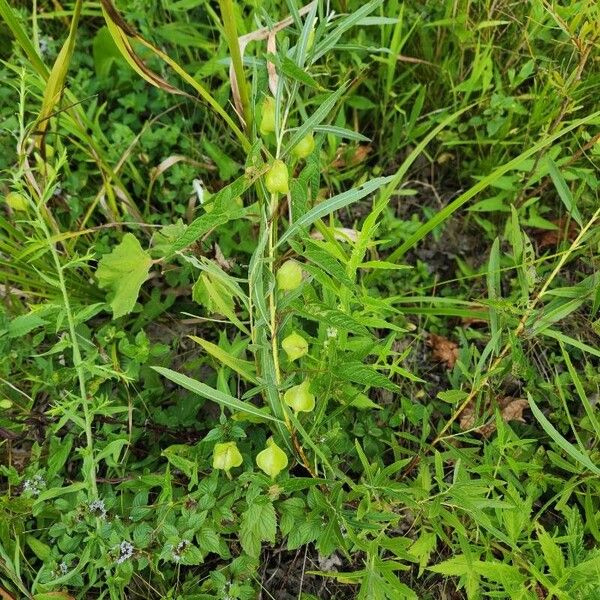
1, 1, 600, 599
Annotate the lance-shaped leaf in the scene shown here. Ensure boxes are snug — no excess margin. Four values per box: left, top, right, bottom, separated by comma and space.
37, 0, 83, 144
152, 367, 283, 423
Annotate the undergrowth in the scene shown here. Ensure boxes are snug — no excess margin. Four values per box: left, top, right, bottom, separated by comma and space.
1, 1, 599, 599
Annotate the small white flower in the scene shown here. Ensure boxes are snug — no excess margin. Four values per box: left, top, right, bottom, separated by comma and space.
327, 326, 338, 338
59, 561, 69, 575
88, 499, 107, 518
115, 541, 134, 564
22, 475, 45, 496
38, 36, 52, 56
172, 539, 189, 562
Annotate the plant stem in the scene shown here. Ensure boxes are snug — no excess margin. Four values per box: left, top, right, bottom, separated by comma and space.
268, 192, 289, 429
218, 0, 252, 131
39, 206, 98, 498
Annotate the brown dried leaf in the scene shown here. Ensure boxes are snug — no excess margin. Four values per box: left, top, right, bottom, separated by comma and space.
310, 227, 359, 243
534, 217, 578, 250
459, 402, 476, 431
214, 243, 233, 271
427, 333, 459, 369
461, 306, 488, 327
100, 0, 184, 96
332, 144, 373, 168
266, 32, 278, 97
460, 396, 528, 437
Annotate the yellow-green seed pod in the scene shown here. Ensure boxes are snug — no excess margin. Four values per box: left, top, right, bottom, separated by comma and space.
212, 442, 243, 472
292, 133, 315, 159
284, 380, 315, 413
282, 331, 308, 361
260, 97, 276, 136
5, 192, 28, 212
265, 160, 289, 195
276, 260, 303, 291
256, 438, 288, 479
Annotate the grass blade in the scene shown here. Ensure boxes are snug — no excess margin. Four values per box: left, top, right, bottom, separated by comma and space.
545, 156, 583, 227
388, 111, 600, 261
277, 175, 394, 248
36, 0, 83, 143
152, 366, 283, 423
282, 83, 349, 156
527, 392, 600, 475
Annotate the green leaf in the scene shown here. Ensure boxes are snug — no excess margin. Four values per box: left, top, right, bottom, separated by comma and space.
151, 367, 283, 424
472, 560, 525, 587
269, 53, 323, 89
536, 525, 565, 577
314, 125, 371, 142
197, 527, 221, 555
178, 544, 204, 565
335, 361, 400, 391
96, 233, 152, 319
0, 0, 48, 78
47, 434, 73, 478
37, 0, 83, 140
293, 303, 370, 336
192, 272, 249, 334
26, 535, 52, 561
437, 390, 468, 403
388, 111, 600, 261
429, 555, 471, 576
283, 83, 349, 156
7, 313, 48, 338
545, 156, 583, 226
240, 497, 277, 557
190, 335, 257, 383
278, 176, 394, 248
527, 392, 600, 475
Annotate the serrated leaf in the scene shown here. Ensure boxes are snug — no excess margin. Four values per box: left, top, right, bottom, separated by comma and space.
239, 497, 277, 557
7, 313, 48, 338
428, 555, 471, 576
197, 527, 221, 555
537, 525, 565, 577
335, 361, 399, 391
179, 544, 204, 565
293, 303, 369, 336
302, 247, 354, 288
96, 233, 152, 319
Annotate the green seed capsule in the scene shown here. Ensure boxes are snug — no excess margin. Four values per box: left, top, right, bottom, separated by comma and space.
277, 260, 303, 291
292, 133, 315, 159
265, 160, 289, 195
5, 192, 28, 212
260, 97, 276, 136
284, 380, 315, 413
256, 437, 288, 479
282, 331, 308, 361
212, 442, 243, 472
